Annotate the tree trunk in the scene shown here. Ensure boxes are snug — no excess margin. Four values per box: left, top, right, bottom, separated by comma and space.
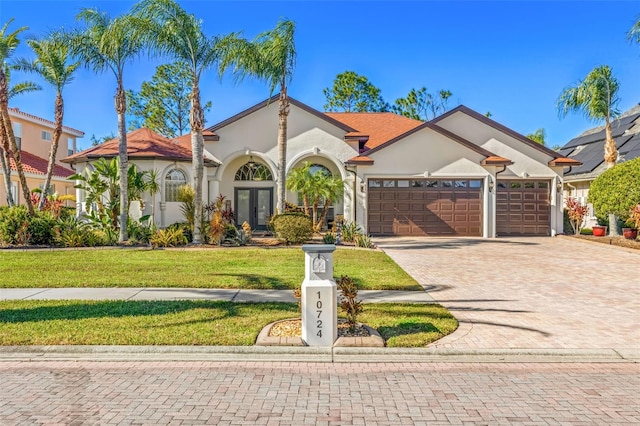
116, 80, 128, 243
603, 119, 618, 169
39, 92, 64, 210
0, 67, 33, 215
0, 115, 15, 206
276, 87, 290, 214
190, 81, 205, 244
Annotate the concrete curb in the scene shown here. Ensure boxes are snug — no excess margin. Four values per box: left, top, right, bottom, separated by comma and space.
0, 346, 636, 363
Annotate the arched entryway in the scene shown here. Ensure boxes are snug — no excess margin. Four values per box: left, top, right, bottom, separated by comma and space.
233, 158, 274, 231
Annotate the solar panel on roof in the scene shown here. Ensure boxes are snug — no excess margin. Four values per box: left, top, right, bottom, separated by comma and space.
560, 113, 640, 150
565, 142, 605, 175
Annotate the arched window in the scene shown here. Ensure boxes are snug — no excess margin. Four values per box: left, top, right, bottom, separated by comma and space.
309, 164, 331, 177
165, 169, 186, 202
235, 161, 273, 181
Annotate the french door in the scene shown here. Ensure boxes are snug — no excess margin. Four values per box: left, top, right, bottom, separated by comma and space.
234, 188, 273, 230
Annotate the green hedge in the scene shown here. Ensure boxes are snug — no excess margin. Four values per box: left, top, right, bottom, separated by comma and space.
270, 212, 313, 244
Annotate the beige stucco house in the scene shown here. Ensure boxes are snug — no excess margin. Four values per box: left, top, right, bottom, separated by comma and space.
65, 97, 581, 237
0, 107, 83, 206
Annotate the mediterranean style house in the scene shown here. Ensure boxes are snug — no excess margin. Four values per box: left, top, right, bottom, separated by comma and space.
0, 107, 83, 206
558, 104, 640, 227
64, 96, 581, 237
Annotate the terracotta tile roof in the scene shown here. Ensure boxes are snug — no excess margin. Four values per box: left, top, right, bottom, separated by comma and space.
173, 130, 218, 149
481, 156, 513, 166
345, 155, 374, 165
62, 127, 218, 165
8, 150, 75, 178
8, 107, 84, 136
548, 158, 583, 166
324, 112, 423, 150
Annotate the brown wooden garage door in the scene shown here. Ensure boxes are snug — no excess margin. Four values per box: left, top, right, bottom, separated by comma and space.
368, 178, 483, 236
496, 180, 550, 236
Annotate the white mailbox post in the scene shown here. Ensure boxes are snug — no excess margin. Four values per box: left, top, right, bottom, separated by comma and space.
301, 244, 337, 346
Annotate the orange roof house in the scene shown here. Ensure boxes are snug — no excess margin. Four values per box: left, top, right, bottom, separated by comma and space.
1, 108, 83, 207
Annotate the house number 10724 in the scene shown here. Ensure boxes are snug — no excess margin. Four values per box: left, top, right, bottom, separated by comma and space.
316, 291, 323, 337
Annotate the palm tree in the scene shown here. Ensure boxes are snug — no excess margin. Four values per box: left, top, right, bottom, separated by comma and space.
0, 18, 34, 215
557, 65, 620, 169
628, 16, 640, 44
526, 128, 547, 146
286, 162, 313, 216
15, 31, 80, 210
73, 8, 144, 243
286, 162, 344, 232
0, 65, 40, 206
221, 19, 296, 215
133, 0, 236, 244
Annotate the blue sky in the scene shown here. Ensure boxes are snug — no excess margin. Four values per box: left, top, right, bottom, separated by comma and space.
2, 0, 639, 151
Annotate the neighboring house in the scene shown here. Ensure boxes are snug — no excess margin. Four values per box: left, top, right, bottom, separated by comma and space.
558, 104, 640, 227
0, 107, 83, 206
64, 96, 581, 237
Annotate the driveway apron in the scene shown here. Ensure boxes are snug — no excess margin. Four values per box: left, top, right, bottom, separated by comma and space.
375, 236, 640, 350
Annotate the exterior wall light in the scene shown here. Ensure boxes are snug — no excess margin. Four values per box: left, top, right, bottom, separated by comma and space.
488, 179, 495, 192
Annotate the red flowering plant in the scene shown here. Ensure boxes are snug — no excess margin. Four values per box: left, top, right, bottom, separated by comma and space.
565, 197, 589, 235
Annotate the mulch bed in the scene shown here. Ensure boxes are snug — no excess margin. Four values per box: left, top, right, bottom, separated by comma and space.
565, 234, 640, 251
269, 318, 371, 338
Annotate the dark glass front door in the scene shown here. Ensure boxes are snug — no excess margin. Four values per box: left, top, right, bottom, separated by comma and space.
235, 188, 273, 230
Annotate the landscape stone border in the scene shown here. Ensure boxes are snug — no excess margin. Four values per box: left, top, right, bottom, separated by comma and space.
255, 318, 384, 347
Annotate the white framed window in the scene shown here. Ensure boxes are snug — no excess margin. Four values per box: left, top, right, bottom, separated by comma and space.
165, 169, 187, 202
41, 130, 52, 141
13, 123, 22, 150
39, 183, 55, 195
10, 182, 18, 203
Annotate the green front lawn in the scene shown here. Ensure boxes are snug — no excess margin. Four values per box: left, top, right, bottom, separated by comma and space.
0, 247, 421, 290
0, 300, 457, 347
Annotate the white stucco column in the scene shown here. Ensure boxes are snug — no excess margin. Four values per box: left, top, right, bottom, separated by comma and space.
551, 175, 563, 236
484, 175, 496, 238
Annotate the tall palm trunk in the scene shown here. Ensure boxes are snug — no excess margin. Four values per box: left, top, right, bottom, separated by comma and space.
115, 79, 128, 242
276, 85, 289, 214
190, 81, 205, 244
0, 116, 15, 206
38, 91, 64, 210
603, 119, 618, 169
0, 68, 33, 215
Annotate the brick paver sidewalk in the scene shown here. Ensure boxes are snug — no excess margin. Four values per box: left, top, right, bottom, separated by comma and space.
1, 361, 638, 425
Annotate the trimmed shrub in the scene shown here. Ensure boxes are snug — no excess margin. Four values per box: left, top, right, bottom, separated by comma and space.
0, 207, 56, 246
589, 157, 640, 223
270, 212, 313, 244
27, 213, 57, 246
0, 206, 30, 245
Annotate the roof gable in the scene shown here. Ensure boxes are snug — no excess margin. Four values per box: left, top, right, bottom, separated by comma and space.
324, 112, 423, 150
206, 95, 356, 134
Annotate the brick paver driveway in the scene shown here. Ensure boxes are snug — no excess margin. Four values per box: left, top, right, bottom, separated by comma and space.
376, 236, 640, 350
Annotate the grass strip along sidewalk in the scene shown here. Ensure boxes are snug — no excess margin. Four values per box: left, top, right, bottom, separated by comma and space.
0, 247, 420, 290
0, 300, 457, 348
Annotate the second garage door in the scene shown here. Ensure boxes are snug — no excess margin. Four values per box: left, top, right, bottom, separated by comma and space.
368, 178, 483, 236
496, 180, 550, 236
